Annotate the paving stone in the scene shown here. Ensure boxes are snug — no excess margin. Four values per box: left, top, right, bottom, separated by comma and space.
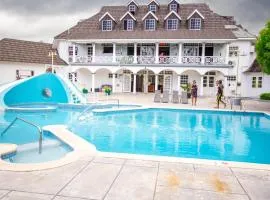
194, 164, 233, 176
157, 167, 245, 194
125, 159, 159, 168
54, 196, 89, 200
105, 165, 158, 200
60, 162, 122, 199
0, 190, 9, 198
0, 161, 88, 194
232, 168, 270, 200
1, 191, 53, 200
93, 157, 125, 165
159, 162, 194, 172
154, 186, 249, 200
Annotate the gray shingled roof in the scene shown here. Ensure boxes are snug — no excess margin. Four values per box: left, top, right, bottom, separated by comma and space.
0, 38, 67, 65
245, 59, 262, 73
55, 3, 237, 40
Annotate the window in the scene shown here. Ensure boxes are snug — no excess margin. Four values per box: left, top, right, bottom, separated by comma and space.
103, 45, 113, 53
68, 46, 78, 56
129, 5, 136, 14
87, 46, 93, 56
227, 76, 236, 81
68, 72, 77, 82
167, 19, 178, 30
252, 77, 263, 88
124, 19, 134, 31
203, 76, 207, 87
190, 18, 201, 30
209, 77, 215, 87
16, 70, 34, 80
149, 5, 157, 13
170, 4, 178, 12
229, 46, 239, 57
180, 75, 188, 85
102, 20, 112, 31
145, 19, 155, 30
109, 74, 118, 78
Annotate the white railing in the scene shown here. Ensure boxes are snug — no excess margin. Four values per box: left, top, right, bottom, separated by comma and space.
205, 56, 226, 65
159, 56, 178, 64
137, 56, 155, 64
182, 56, 202, 64
116, 56, 134, 64
70, 55, 226, 65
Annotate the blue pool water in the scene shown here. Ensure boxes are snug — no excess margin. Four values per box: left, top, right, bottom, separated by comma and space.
0, 107, 270, 164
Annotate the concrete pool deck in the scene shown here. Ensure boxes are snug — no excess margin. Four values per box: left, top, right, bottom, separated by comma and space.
0, 94, 269, 199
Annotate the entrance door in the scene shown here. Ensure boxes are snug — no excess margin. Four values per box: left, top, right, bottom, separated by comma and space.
203, 74, 216, 96
123, 74, 131, 92
163, 75, 172, 92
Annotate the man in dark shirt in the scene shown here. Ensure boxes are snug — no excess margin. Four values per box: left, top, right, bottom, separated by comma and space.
216, 80, 226, 109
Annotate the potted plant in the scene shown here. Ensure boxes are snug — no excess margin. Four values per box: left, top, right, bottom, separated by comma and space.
180, 83, 191, 104
82, 88, 88, 94
104, 86, 112, 96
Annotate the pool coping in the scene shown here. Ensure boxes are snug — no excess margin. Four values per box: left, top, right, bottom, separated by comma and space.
0, 106, 269, 171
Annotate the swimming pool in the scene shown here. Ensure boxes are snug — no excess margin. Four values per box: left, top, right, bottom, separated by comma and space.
0, 107, 270, 164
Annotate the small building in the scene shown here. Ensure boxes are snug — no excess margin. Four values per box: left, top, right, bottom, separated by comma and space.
0, 38, 66, 85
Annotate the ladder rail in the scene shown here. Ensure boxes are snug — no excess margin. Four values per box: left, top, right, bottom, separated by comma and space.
98, 99, 120, 108
1, 117, 43, 154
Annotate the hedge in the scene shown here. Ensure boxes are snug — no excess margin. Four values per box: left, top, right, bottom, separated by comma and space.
260, 93, 270, 100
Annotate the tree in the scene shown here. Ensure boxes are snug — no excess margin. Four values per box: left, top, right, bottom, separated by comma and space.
256, 21, 270, 74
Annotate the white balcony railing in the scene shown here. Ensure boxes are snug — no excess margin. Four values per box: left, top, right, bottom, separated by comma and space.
159, 56, 178, 64
70, 55, 226, 65
205, 56, 226, 65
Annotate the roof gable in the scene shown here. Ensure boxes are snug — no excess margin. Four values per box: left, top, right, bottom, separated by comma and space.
187, 9, 205, 20
168, 0, 180, 5
98, 12, 116, 22
120, 11, 137, 21
127, 0, 139, 7
164, 10, 182, 20
142, 11, 159, 21
147, 0, 160, 6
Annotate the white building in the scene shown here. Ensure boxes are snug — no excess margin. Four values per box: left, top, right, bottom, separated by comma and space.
0, 0, 269, 97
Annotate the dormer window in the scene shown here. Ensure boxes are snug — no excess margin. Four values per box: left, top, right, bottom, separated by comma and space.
167, 19, 178, 30
190, 18, 201, 30
170, 4, 178, 12
129, 5, 136, 14
124, 19, 134, 31
102, 20, 112, 31
145, 19, 155, 30
149, 5, 157, 13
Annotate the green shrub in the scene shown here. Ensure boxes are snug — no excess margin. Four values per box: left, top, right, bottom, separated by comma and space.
82, 88, 88, 94
260, 93, 270, 100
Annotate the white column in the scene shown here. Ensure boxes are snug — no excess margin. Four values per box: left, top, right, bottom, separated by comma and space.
144, 72, 148, 93
225, 43, 230, 65
133, 43, 138, 64
201, 43, 206, 64
224, 76, 228, 97
200, 76, 204, 96
155, 43, 159, 64
178, 43, 183, 64
133, 74, 137, 94
112, 73, 116, 93
92, 43, 96, 63
72, 43, 76, 63
177, 75, 181, 93
113, 43, 116, 63
92, 73, 95, 93
155, 74, 159, 91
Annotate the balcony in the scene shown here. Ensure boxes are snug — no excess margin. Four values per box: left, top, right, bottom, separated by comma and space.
71, 55, 227, 65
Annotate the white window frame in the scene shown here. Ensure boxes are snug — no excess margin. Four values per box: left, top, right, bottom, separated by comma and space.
252, 76, 263, 88
149, 5, 157, 13
229, 46, 239, 57
167, 19, 178, 30
190, 18, 202, 30
102, 20, 112, 31
129, 5, 136, 13
145, 19, 155, 31
180, 75, 189, 85
124, 19, 134, 31
170, 4, 178, 12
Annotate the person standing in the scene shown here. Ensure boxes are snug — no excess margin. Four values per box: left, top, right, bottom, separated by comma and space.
215, 80, 226, 109
191, 80, 198, 106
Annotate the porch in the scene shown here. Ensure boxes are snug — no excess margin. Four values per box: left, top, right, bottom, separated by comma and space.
68, 42, 230, 66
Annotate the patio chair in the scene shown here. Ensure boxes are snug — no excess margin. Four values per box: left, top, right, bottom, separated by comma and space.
154, 90, 161, 103
172, 90, 179, 104
162, 90, 170, 103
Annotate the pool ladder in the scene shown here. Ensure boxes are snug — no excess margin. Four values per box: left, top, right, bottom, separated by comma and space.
1, 117, 43, 154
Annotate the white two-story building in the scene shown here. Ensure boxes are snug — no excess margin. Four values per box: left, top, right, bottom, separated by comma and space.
53, 0, 262, 96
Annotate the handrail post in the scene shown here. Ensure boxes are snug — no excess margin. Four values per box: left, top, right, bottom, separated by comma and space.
39, 129, 43, 154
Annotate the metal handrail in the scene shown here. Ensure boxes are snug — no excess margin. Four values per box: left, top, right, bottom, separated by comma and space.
1, 117, 43, 154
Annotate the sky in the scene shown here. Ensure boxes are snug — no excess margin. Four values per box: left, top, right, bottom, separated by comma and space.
0, 0, 269, 43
